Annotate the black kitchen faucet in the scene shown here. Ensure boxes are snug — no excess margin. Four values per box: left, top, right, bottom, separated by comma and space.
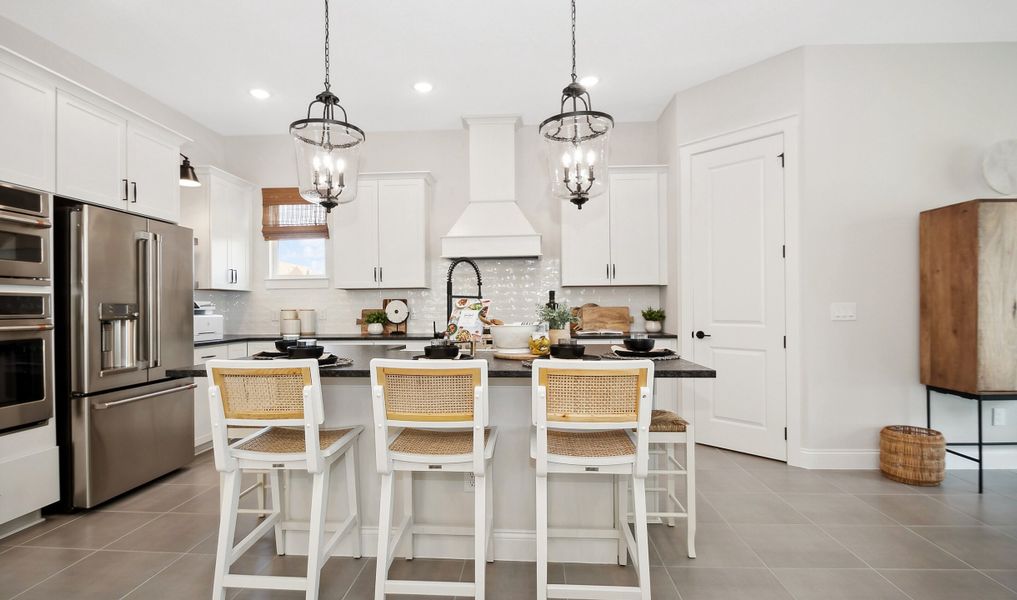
446, 258, 483, 322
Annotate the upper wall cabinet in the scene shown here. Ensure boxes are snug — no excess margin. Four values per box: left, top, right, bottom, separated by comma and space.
333, 172, 431, 289
180, 166, 254, 291
126, 122, 181, 223
0, 59, 55, 191
561, 165, 668, 286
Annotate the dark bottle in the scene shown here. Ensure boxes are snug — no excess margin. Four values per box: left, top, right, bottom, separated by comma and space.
546, 290, 557, 310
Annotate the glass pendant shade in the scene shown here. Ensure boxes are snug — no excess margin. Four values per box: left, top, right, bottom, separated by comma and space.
539, 110, 612, 208
290, 117, 364, 210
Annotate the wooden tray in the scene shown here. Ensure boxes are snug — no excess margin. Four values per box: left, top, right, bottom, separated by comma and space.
494, 352, 543, 361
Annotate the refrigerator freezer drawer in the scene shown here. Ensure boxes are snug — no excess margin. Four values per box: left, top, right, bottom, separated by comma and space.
71, 379, 196, 508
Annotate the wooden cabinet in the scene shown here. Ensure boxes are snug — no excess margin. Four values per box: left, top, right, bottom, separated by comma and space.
180, 166, 254, 291
920, 200, 1017, 393
333, 172, 431, 289
561, 165, 667, 286
0, 59, 55, 191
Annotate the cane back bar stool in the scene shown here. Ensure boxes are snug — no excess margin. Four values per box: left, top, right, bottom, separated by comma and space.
370, 358, 497, 600
646, 409, 696, 557
206, 360, 363, 600
531, 359, 655, 600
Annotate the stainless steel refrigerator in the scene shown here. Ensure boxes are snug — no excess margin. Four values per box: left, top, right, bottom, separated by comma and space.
54, 200, 195, 509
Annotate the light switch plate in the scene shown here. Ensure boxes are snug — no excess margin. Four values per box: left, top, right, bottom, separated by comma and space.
830, 302, 857, 321
993, 408, 1007, 426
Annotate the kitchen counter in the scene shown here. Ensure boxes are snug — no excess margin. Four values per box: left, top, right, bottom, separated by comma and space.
193, 331, 681, 347
169, 344, 713, 378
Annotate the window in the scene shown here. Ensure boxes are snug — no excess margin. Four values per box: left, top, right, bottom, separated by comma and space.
269, 238, 327, 279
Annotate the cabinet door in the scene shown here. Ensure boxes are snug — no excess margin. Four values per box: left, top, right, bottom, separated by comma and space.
126, 122, 180, 222
333, 180, 380, 288
377, 178, 427, 288
0, 61, 55, 191
207, 176, 234, 289
560, 195, 612, 286
229, 182, 253, 290
56, 91, 127, 208
608, 171, 663, 285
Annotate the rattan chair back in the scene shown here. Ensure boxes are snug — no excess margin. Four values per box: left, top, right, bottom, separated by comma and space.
537, 365, 648, 423
373, 365, 482, 423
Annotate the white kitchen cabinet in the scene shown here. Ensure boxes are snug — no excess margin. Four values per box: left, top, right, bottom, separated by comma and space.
227, 343, 249, 359
560, 165, 667, 286
333, 172, 431, 289
181, 166, 254, 291
125, 122, 180, 222
56, 90, 127, 208
0, 59, 55, 191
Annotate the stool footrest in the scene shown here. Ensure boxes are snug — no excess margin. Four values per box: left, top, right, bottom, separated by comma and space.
547, 583, 643, 599
384, 579, 475, 596
222, 573, 307, 591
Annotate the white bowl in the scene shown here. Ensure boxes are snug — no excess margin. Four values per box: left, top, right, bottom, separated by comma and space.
490, 323, 537, 351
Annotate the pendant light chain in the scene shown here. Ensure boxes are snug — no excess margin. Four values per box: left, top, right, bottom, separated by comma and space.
323, 0, 331, 91
570, 0, 577, 83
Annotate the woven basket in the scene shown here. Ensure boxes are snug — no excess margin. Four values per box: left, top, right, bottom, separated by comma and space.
879, 425, 945, 486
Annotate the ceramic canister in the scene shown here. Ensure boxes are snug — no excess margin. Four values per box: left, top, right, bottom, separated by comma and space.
280, 319, 301, 336
298, 309, 317, 336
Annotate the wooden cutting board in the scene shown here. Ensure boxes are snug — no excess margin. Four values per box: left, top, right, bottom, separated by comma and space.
494, 352, 542, 360
356, 309, 398, 335
578, 306, 632, 333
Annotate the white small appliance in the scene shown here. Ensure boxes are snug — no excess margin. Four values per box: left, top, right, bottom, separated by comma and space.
194, 314, 224, 342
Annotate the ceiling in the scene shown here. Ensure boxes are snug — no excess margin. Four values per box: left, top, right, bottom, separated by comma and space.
2, 0, 1015, 136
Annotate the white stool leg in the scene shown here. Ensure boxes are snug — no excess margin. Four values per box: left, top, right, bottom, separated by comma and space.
665, 442, 678, 527
535, 474, 548, 600
402, 470, 414, 560
632, 475, 651, 600
615, 474, 628, 566
257, 472, 267, 518
305, 467, 331, 600
270, 470, 284, 555
474, 473, 486, 600
346, 444, 362, 559
375, 472, 395, 600
686, 429, 697, 558
212, 469, 242, 600
485, 461, 495, 562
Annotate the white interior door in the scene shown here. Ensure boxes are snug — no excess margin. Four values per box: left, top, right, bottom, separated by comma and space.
690, 134, 787, 461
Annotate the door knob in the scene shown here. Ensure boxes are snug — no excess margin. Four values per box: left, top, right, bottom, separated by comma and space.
694, 330, 711, 339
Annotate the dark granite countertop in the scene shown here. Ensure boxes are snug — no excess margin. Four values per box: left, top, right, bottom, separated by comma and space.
194, 332, 680, 347
169, 344, 715, 379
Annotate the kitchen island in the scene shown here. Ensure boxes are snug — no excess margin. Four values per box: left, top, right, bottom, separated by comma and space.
168, 345, 715, 563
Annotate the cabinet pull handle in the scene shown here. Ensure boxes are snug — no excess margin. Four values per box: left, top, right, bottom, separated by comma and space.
373, 267, 377, 282
131, 181, 138, 203
606, 264, 610, 279
200, 354, 217, 360
122, 179, 129, 202
612, 264, 617, 279
379, 266, 383, 282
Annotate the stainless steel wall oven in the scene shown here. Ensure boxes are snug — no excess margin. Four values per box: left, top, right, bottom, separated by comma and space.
0, 291, 54, 432
0, 182, 52, 284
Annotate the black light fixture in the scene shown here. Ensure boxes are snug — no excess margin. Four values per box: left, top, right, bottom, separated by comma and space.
179, 154, 200, 188
539, 0, 613, 209
289, 0, 365, 213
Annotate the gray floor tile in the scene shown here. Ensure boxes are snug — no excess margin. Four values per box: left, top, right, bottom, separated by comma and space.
772, 568, 908, 600
936, 493, 1017, 526
24, 511, 157, 550
986, 571, 1017, 594
0, 513, 82, 546
911, 526, 1017, 569
749, 469, 843, 493
343, 558, 457, 600
156, 454, 219, 486
780, 493, 896, 525
696, 469, 771, 494
0, 546, 92, 600
650, 522, 762, 567
704, 493, 809, 525
725, 451, 795, 471
879, 569, 1017, 600
668, 566, 794, 600
916, 471, 983, 494
188, 514, 279, 557
733, 524, 865, 568
998, 526, 1017, 540
692, 446, 743, 470
857, 493, 985, 525
107, 512, 220, 552
817, 470, 923, 494
459, 560, 567, 599
14, 549, 180, 600
122, 553, 266, 599
100, 482, 214, 513
822, 525, 970, 569
955, 470, 1017, 495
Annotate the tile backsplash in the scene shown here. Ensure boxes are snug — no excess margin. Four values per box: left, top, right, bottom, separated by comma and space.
195, 258, 665, 335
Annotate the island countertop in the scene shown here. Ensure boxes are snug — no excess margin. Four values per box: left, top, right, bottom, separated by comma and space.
168, 344, 716, 378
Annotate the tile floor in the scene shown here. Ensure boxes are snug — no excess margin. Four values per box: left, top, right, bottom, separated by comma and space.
3, 447, 1017, 599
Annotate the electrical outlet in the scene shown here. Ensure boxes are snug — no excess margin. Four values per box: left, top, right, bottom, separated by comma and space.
318, 310, 327, 321
464, 473, 475, 492
830, 302, 857, 321
993, 407, 1007, 426
269, 310, 279, 322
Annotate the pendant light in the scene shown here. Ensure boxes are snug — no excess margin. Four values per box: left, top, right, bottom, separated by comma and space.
539, 0, 613, 209
179, 154, 200, 187
289, 0, 365, 212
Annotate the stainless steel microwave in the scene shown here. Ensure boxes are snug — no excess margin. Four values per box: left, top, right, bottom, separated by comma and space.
0, 182, 52, 284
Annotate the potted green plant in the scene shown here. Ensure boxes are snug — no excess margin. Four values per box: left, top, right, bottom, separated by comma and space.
641, 307, 666, 333
364, 310, 388, 335
537, 303, 578, 345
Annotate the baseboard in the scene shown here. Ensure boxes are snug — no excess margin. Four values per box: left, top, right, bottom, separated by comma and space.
798, 446, 1017, 470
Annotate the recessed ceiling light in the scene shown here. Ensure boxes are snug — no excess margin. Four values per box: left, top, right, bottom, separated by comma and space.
579, 75, 599, 88
249, 88, 271, 100
413, 81, 433, 94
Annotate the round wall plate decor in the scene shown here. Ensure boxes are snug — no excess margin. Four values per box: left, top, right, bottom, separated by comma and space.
983, 139, 1017, 195
385, 299, 409, 324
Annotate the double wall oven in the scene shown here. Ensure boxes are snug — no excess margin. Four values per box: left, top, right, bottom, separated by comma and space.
0, 183, 54, 434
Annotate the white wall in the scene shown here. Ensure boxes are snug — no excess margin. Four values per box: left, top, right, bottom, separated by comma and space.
661, 43, 1017, 467
201, 122, 667, 334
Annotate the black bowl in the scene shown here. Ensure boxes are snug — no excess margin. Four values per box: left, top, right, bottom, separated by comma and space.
424, 345, 460, 359
288, 345, 324, 359
275, 339, 299, 352
550, 343, 586, 359
623, 338, 656, 352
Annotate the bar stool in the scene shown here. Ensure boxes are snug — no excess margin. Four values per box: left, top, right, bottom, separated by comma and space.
206, 359, 363, 600
646, 409, 696, 557
531, 360, 654, 600
370, 358, 497, 600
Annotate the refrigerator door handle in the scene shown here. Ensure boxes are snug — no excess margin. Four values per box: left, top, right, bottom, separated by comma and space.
152, 232, 162, 367
135, 231, 153, 368
92, 382, 198, 410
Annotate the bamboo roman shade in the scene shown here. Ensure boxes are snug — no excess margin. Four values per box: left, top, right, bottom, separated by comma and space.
261, 188, 329, 240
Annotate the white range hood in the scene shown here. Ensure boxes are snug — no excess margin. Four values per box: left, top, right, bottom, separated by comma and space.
441, 116, 542, 258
